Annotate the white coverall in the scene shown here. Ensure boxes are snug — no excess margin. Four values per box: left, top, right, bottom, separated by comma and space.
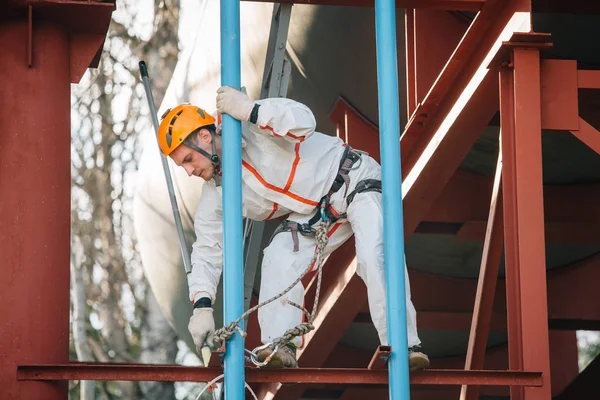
187, 97, 420, 348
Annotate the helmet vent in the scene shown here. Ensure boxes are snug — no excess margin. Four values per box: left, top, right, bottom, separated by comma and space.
166, 128, 173, 147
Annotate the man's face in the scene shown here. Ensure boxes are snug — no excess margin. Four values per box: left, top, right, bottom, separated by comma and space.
169, 131, 215, 181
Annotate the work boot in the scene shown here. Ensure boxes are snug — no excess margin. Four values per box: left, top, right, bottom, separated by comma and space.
409, 346, 430, 372
256, 343, 298, 368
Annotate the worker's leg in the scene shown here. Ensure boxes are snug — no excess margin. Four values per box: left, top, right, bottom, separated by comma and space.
258, 218, 353, 348
346, 190, 421, 348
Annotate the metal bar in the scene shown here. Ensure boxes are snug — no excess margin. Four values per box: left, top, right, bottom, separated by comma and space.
16, 364, 543, 386
577, 69, 600, 89
405, 8, 417, 116
139, 62, 193, 275
501, 48, 552, 400
244, 2, 293, 313
499, 58, 524, 400
375, 0, 410, 399
27, 3, 33, 68
569, 118, 600, 156
368, 346, 392, 370
401, 10, 530, 239
241, 0, 486, 11
220, 0, 245, 397
266, 4, 292, 98
460, 146, 503, 400
401, 0, 506, 172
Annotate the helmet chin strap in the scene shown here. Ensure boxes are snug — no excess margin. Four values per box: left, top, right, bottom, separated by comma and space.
183, 133, 222, 187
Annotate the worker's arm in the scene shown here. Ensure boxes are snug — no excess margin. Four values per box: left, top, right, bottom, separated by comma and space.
216, 86, 316, 143
188, 184, 223, 304
251, 97, 316, 143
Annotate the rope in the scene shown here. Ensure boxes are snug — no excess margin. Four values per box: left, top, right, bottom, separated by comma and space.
213, 220, 331, 349
193, 374, 258, 400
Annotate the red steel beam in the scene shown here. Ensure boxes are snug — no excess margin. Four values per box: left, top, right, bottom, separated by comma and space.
400, 0, 527, 175
242, 0, 485, 11
500, 48, 552, 400
577, 69, 600, 89
426, 169, 600, 224
413, 10, 469, 106
401, 7, 531, 238
540, 60, 578, 131
16, 364, 543, 386
569, 117, 600, 156
368, 346, 391, 370
354, 310, 508, 331
461, 151, 504, 400
405, 9, 417, 116
455, 221, 600, 244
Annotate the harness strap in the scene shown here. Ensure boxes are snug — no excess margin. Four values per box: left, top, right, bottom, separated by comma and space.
328, 146, 361, 198
269, 152, 382, 251
346, 179, 382, 206
270, 220, 316, 252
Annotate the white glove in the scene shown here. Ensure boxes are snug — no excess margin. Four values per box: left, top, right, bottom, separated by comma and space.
216, 86, 254, 121
188, 308, 216, 352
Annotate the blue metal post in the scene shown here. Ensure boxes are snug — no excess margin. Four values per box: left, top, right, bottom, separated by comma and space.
220, 0, 245, 397
374, 0, 410, 399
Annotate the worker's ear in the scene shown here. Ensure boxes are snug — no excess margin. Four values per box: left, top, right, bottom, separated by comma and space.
197, 128, 212, 144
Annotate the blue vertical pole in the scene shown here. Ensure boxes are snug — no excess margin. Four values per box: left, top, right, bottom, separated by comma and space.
374, 0, 410, 399
220, 0, 245, 398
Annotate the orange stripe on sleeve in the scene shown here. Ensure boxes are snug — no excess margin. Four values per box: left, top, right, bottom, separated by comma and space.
259, 125, 306, 141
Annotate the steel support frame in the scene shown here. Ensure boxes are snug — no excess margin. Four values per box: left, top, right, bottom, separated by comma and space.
460, 149, 504, 400
500, 47, 552, 400
261, 3, 534, 398
243, 0, 486, 10
16, 364, 543, 386
243, 2, 293, 313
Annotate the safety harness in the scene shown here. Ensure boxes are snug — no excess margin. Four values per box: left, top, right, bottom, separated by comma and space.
271, 145, 382, 251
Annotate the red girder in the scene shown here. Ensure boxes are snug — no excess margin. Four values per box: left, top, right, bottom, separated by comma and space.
16, 363, 543, 386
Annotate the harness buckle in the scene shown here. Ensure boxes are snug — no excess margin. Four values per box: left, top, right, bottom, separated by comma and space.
319, 196, 330, 223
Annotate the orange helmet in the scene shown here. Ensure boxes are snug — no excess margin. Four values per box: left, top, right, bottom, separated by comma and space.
158, 104, 216, 156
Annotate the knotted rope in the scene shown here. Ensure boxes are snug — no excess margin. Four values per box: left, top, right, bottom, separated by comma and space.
213, 220, 331, 348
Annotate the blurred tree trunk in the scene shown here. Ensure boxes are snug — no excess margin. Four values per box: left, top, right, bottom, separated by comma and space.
140, 289, 178, 399
137, 0, 181, 397
69, 0, 181, 398
71, 235, 95, 400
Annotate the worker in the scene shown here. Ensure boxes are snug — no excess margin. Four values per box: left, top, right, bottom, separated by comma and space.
157, 86, 429, 370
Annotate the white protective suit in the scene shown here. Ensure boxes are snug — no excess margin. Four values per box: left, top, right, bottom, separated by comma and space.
187, 97, 420, 348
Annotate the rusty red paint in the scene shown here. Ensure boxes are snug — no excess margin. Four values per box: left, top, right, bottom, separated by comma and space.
540, 60, 579, 131
0, 21, 72, 400
461, 153, 504, 400
400, 0, 514, 174
241, 0, 485, 11
405, 9, 417, 116
569, 118, 600, 156
501, 48, 552, 400
368, 346, 391, 370
17, 364, 543, 386
577, 69, 600, 89
413, 9, 468, 105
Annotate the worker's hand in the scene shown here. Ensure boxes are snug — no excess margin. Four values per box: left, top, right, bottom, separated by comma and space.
188, 308, 216, 352
216, 86, 254, 121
